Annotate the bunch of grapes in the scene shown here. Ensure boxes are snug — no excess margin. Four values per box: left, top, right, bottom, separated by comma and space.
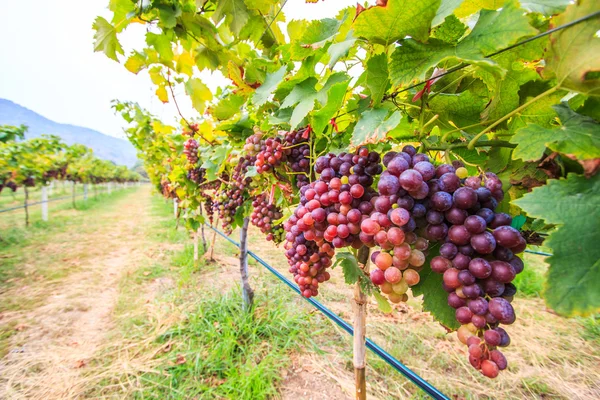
255, 136, 287, 173
283, 147, 382, 298
213, 155, 255, 234
183, 138, 199, 165
284, 128, 311, 189
251, 193, 285, 243
204, 196, 215, 225
243, 133, 264, 157
425, 170, 524, 378
187, 167, 205, 184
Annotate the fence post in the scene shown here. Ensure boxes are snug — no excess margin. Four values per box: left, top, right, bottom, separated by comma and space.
239, 217, 254, 310
83, 183, 88, 200
199, 205, 207, 253
173, 198, 178, 218
24, 186, 30, 227
48, 180, 54, 196
193, 229, 199, 268
354, 246, 370, 400
72, 182, 76, 209
108, 182, 112, 194
41, 185, 48, 222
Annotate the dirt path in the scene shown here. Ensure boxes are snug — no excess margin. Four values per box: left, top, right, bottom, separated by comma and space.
0, 188, 151, 399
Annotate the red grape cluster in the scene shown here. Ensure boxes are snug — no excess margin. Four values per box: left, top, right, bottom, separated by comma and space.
283, 147, 382, 298
203, 195, 215, 226
251, 193, 285, 243
213, 156, 255, 234
424, 170, 524, 378
187, 167, 205, 184
183, 138, 199, 165
255, 137, 286, 173
284, 128, 311, 189
243, 133, 264, 157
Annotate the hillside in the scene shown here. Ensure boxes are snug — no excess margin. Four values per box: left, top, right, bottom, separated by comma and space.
0, 99, 137, 167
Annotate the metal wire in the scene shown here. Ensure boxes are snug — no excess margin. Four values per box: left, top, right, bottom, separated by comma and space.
205, 224, 450, 400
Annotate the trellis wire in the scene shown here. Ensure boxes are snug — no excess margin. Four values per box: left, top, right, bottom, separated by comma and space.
206, 223, 450, 400
0, 183, 137, 214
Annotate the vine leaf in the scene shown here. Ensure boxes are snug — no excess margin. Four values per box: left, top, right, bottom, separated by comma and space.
253, 66, 287, 107
92, 17, 123, 61
351, 108, 402, 147
353, 0, 442, 46
510, 103, 600, 161
432, 15, 467, 44
311, 81, 349, 134
545, 0, 600, 96
520, 0, 572, 16
432, 0, 464, 26
146, 32, 174, 66
185, 78, 213, 114
212, 0, 251, 35
365, 53, 389, 105
411, 243, 460, 331
332, 252, 361, 285
373, 292, 393, 314
124, 52, 146, 74
514, 173, 600, 317
209, 94, 246, 120
390, 1, 536, 87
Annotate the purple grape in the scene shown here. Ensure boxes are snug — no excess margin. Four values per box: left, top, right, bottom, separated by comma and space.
490, 261, 516, 283
431, 191, 453, 211
464, 215, 487, 234
470, 231, 496, 254
448, 292, 467, 308
413, 161, 436, 181
482, 279, 505, 297
493, 226, 522, 248
489, 298, 516, 324
468, 297, 489, 316
440, 243, 458, 259
469, 258, 492, 279
399, 169, 423, 191
448, 225, 471, 246
453, 187, 478, 209
445, 207, 468, 225
439, 173, 461, 193
452, 253, 471, 270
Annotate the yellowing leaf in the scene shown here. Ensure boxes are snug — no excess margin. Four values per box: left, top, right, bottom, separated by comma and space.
175, 50, 195, 77
227, 61, 254, 94
185, 78, 213, 114
124, 52, 146, 74
545, 0, 600, 96
92, 16, 124, 61
156, 85, 169, 103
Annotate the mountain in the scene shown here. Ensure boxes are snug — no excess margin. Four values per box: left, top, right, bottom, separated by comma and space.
0, 98, 137, 167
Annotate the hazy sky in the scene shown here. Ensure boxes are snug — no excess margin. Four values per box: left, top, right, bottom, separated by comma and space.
0, 0, 367, 139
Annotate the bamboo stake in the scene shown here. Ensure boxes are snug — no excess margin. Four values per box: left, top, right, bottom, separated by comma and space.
41, 185, 48, 221
354, 246, 370, 400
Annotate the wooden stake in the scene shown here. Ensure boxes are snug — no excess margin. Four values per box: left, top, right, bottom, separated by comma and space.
239, 217, 254, 310
199, 205, 207, 253
208, 230, 217, 261
354, 246, 370, 400
72, 182, 76, 209
193, 229, 199, 268
41, 185, 48, 222
24, 186, 30, 227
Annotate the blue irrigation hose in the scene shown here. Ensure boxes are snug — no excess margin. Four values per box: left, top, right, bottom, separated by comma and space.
206, 223, 450, 400
524, 249, 552, 257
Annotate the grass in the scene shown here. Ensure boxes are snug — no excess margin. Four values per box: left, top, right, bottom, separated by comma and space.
2, 191, 599, 400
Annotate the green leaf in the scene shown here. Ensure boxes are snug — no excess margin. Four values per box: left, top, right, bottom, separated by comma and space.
146, 32, 174, 64
209, 94, 245, 120
311, 81, 349, 134
432, 0, 464, 26
365, 53, 389, 105
156, 4, 182, 28
511, 215, 527, 230
253, 66, 287, 107
244, 0, 277, 14
455, 0, 505, 17
185, 78, 213, 114
412, 243, 460, 330
432, 15, 467, 45
520, 0, 572, 16
327, 35, 356, 69
332, 252, 361, 285
511, 103, 600, 161
351, 108, 402, 147
545, 0, 600, 96
280, 78, 319, 129
92, 17, 124, 61
354, 0, 442, 45
514, 173, 600, 316
390, 1, 536, 87
373, 292, 393, 314
212, 0, 251, 35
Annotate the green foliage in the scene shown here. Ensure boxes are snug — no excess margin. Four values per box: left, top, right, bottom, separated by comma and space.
514, 174, 600, 316
99, 0, 600, 325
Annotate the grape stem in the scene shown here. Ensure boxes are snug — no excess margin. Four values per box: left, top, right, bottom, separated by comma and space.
467, 85, 560, 150
424, 140, 517, 151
